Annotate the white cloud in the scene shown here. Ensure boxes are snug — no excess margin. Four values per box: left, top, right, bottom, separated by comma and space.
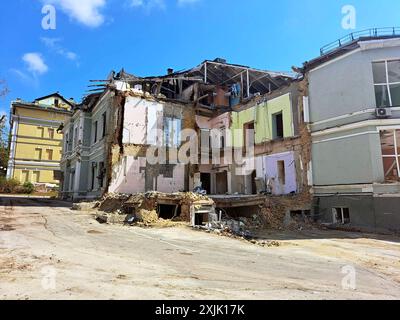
129, 0, 166, 11
177, 0, 200, 6
44, 0, 106, 27
41, 37, 78, 62
10, 69, 39, 88
22, 53, 48, 75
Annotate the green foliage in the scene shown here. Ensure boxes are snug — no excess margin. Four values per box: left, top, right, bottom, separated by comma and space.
0, 178, 36, 194
22, 182, 35, 194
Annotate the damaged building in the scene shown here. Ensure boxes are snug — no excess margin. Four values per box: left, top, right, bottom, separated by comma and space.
60, 58, 312, 224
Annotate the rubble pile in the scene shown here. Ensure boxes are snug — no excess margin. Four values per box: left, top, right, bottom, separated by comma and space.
260, 193, 314, 230
94, 192, 213, 227
260, 198, 287, 229
98, 193, 130, 213
135, 209, 158, 225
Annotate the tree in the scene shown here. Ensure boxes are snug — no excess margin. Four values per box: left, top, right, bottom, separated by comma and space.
0, 80, 9, 176
0, 80, 9, 98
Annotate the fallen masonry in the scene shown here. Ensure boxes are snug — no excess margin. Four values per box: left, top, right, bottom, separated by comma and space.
75, 191, 321, 247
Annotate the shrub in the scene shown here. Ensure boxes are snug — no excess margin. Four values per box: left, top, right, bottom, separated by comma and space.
0, 176, 6, 192
22, 182, 35, 194
2, 179, 20, 193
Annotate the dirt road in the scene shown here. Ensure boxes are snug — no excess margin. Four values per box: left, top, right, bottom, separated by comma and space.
1, 196, 399, 300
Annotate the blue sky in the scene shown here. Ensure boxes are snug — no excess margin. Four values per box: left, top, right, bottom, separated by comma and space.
1, 0, 400, 119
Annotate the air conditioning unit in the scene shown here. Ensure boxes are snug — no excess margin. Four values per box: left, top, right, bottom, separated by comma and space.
376, 107, 392, 118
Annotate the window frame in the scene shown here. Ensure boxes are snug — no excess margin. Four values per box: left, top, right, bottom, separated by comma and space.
93, 121, 98, 143
373, 59, 400, 107
102, 112, 107, 138
48, 128, 55, 139
332, 207, 351, 225
163, 117, 182, 148
380, 128, 400, 179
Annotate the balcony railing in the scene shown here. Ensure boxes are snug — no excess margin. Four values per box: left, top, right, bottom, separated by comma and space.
320, 27, 400, 56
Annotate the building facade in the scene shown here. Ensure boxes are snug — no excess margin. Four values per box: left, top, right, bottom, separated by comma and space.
7, 93, 73, 186
60, 60, 308, 204
302, 33, 400, 232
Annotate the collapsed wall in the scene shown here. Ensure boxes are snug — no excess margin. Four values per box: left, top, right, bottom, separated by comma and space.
106, 91, 196, 195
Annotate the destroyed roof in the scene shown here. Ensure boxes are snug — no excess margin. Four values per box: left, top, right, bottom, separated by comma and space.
116, 58, 295, 96
301, 27, 400, 72
76, 92, 103, 111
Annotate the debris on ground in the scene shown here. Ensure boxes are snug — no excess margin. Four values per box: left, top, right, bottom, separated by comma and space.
135, 209, 158, 225
71, 201, 99, 211
90, 191, 322, 245
97, 193, 130, 213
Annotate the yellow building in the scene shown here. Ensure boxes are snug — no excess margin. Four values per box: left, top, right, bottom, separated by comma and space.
7, 93, 73, 186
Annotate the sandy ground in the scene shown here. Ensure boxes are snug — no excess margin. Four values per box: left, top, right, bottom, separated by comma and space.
0, 195, 400, 300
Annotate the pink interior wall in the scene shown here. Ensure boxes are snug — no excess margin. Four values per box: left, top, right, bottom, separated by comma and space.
256, 152, 297, 195
156, 164, 185, 193
109, 157, 146, 194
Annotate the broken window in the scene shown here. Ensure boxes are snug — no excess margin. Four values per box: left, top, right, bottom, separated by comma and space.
277, 160, 286, 185
272, 112, 284, 139
91, 163, 96, 191
164, 117, 181, 148
160, 164, 174, 178
93, 121, 98, 143
373, 60, 400, 107
102, 112, 106, 138
243, 121, 255, 154
380, 129, 400, 181
98, 162, 105, 188
54, 98, 59, 107
333, 208, 350, 225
